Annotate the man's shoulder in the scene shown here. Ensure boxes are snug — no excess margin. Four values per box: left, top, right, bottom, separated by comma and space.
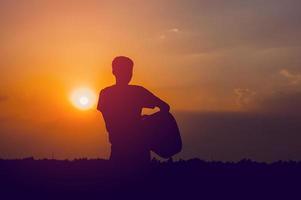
129, 84, 148, 91
99, 85, 116, 97
101, 85, 116, 91
129, 85, 155, 97
100, 85, 150, 95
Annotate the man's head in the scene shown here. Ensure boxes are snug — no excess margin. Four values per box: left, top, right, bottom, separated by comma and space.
112, 56, 134, 85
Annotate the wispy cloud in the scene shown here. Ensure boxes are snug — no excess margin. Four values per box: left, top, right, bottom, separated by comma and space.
234, 88, 256, 108
168, 28, 180, 33
279, 69, 301, 85
159, 28, 181, 40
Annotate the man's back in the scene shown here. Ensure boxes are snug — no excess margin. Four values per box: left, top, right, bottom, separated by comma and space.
98, 85, 158, 141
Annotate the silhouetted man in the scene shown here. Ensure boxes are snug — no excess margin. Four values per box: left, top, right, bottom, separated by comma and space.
97, 56, 170, 167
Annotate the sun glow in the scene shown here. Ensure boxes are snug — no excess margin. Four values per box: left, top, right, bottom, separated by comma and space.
70, 87, 97, 110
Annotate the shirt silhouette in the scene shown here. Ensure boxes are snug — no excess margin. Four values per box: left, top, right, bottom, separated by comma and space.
97, 56, 169, 166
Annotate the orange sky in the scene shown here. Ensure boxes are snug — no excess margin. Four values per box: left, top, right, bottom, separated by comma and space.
1, 0, 301, 160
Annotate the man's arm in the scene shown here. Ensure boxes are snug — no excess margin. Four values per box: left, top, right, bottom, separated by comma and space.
141, 87, 170, 112
97, 90, 104, 112
97, 90, 119, 133
153, 96, 170, 112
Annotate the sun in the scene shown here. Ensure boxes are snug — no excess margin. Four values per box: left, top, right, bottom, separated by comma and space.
70, 87, 97, 110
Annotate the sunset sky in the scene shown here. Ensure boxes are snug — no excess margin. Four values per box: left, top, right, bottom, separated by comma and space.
1, 0, 301, 161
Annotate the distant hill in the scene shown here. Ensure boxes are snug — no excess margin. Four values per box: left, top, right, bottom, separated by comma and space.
0, 158, 300, 199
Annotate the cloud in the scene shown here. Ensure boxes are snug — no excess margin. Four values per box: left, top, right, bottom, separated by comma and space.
279, 69, 301, 85
151, 0, 301, 55
168, 28, 180, 33
158, 28, 181, 40
234, 88, 256, 108
237, 69, 301, 115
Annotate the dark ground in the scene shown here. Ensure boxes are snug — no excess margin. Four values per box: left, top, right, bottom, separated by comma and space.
0, 158, 300, 199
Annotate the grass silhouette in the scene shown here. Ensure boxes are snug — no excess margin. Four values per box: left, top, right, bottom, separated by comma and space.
1, 158, 300, 199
